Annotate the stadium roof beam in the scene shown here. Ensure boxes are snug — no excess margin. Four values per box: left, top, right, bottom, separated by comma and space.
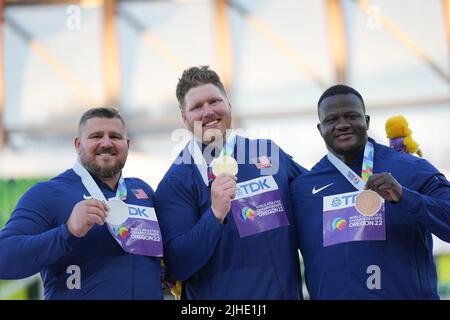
228, 0, 327, 89
5, 95, 449, 138
444, 0, 450, 68
355, 0, 450, 85
4, 0, 102, 6
214, 0, 241, 128
0, 0, 5, 148
6, 115, 183, 136
5, 16, 98, 105
119, 8, 187, 72
326, 0, 348, 84
235, 96, 450, 120
214, 0, 233, 91
103, 0, 120, 108
5, 0, 75, 5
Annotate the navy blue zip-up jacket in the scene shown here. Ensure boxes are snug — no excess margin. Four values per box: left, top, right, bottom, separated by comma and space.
291, 138, 450, 299
0, 169, 163, 299
155, 136, 307, 299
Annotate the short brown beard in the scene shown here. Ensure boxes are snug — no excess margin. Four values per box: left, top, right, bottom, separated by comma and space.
81, 158, 126, 178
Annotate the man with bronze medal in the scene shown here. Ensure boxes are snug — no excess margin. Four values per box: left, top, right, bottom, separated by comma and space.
291, 85, 450, 299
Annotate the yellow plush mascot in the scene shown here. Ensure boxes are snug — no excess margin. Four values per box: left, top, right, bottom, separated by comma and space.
385, 115, 422, 157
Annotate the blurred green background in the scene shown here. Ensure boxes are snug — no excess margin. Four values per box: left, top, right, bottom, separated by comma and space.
0, 178, 47, 300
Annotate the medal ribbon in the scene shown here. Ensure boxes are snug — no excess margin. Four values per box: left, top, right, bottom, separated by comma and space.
72, 160, 127, 201
327, 141, 374, 191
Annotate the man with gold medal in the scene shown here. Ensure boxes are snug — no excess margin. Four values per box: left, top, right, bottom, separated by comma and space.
291, 85, 450, 299
155, 66, 307, 299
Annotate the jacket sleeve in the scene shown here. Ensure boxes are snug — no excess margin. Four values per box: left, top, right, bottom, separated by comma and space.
0, 184, 78, 279
154, 177, 225, 281
396, 169, 450, 242
284, 151, 309, 181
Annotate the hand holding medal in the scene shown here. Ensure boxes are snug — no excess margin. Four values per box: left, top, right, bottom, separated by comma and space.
72, 160, 130, 233
328, 141, 390, 217
210, 155, 238, 223
363, 172, 403, 202
67, 199, 109, 237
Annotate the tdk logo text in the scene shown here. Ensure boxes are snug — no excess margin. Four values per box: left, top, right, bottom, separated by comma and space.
235, 175, 279, 200
239, 179, 271, 194
323, 190, 359, 211
126, 205, 157, 221
331, 194, 357, 208
129, 206, 149, 217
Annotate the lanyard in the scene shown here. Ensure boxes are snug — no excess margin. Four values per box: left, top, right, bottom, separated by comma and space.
327, 141, 374, 191
72, 160, 127, 201
189, 130, 236, 186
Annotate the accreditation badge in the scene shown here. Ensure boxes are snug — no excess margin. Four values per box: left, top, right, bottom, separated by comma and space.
107, 203, 163, 257
322, 190, 385, 247
231, 175, 289, 238
72, 160, 162, 256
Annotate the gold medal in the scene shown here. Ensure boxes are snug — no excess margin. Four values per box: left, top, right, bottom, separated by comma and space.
355, 190, 382, 217
212, 155, 238, 176
106, 198, 129, 225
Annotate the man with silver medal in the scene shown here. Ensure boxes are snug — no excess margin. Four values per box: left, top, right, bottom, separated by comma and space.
0, 108, 163, 299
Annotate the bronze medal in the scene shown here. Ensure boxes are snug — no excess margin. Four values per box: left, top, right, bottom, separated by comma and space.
355, 190, 382, 217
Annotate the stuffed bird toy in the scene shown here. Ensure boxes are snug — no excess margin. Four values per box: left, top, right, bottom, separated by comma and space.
385, 115, 422, 157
